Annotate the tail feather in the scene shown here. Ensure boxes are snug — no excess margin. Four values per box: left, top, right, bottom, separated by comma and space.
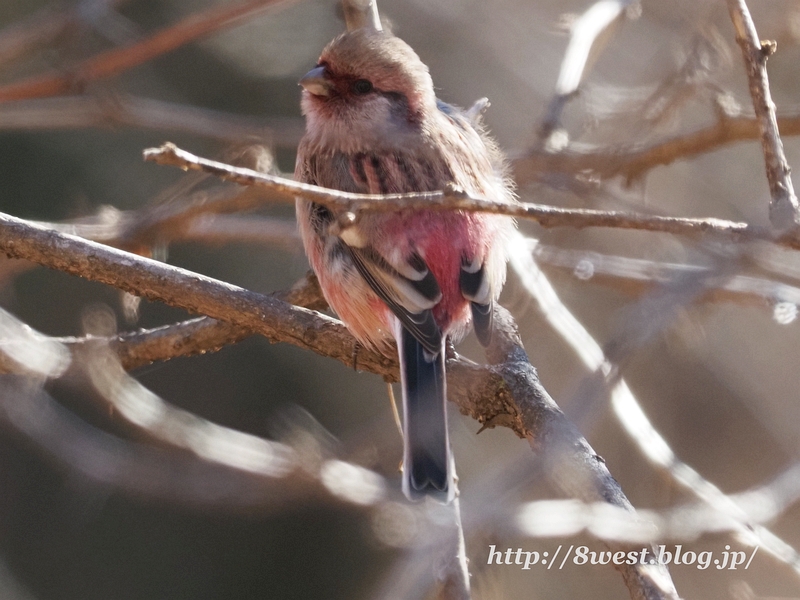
398, 327, 452, 502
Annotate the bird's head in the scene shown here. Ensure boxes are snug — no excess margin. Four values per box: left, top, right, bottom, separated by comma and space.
299, 29, 436, 152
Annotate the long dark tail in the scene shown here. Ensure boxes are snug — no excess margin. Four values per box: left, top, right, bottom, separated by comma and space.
398, 327, 452, 502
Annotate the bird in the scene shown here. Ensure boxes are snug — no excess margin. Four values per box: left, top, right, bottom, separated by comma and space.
294, 27, 516, 502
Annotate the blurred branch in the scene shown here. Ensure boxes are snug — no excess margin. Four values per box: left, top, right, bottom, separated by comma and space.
0, 0, 131, 67
437, 497, 471, 600
0, 301, 393, 512
0, 95, 304, 146
175, 215, 301, 248
726, 0, 800, 229
509, 234, 800, 577
145, 142, 800, 251
532, 241, 800, 310
0, 0, 291, 102
515, 456, 800, 545
44, 187, 294, 251
515, 110, 800, 185
0, 371, 392, 512
538, 0, 634, 144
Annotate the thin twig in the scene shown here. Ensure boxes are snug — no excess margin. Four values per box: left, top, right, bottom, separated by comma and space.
73, 271, 325, 371
145, 142, 800, 250
0, 0, 293, 102
726, 0, 800, 229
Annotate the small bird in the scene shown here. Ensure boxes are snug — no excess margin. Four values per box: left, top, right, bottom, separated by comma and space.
295, 28, 515, 502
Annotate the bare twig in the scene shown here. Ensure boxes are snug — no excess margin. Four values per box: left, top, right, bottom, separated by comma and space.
515, 111, 800, 185
0, 0, 293, 102
71, 271, 325, 371
145, 142, 800, 250
0, 95, 304, 146
726, 0, 800, 229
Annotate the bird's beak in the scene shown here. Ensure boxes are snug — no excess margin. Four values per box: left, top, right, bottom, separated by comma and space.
299, 66, 332, 97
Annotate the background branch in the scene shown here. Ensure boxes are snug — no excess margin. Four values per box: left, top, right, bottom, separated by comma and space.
0, 0, 292, 102
514, 111, 800, 185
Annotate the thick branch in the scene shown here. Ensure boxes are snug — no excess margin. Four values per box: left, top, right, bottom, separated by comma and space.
726, 0, 800, 229
0, 209, 675, 599
0, 210, 396, 378
483, 308, 679, 600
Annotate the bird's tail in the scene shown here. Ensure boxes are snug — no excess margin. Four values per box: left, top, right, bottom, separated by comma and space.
398, 327, 452, 502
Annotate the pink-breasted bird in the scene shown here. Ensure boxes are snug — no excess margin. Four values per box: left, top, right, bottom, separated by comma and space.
295, 29, 516, 502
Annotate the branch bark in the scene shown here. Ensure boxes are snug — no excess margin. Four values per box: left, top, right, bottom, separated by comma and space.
726, 0, 800, 229
484, 307, 679, 600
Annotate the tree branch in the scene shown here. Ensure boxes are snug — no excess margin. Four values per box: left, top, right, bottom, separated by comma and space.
0, 200, 679, 599
514, 111, 800, 185
726, 0, 800, 229
0, 0, 292, 102
0, 210, 397, 378
145, 142, 800, 251
484, 307, 679, 600
0, 95, 304, 146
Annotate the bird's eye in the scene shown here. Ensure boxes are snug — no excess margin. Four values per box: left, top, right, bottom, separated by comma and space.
352, 79, 373, 95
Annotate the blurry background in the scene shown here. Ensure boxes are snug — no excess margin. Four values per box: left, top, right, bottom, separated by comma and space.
0, 0, 799, 598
